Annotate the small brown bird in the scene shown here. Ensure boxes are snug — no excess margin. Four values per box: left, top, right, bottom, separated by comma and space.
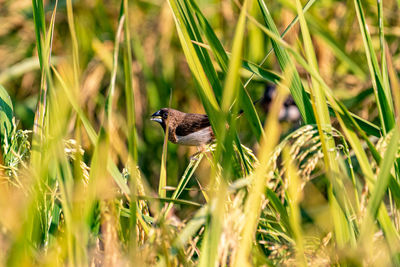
151, 89, 300, 147
150, 108, 215, 146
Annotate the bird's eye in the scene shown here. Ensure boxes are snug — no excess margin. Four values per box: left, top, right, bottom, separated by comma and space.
163, 113, 168, 119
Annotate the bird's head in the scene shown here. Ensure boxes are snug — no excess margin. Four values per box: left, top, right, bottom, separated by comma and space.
150, 108, 169, 129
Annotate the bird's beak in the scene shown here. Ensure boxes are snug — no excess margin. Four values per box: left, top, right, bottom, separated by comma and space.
150, 110, 163, 123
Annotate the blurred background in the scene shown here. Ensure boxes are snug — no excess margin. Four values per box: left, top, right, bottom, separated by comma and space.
1, 0, 400, 200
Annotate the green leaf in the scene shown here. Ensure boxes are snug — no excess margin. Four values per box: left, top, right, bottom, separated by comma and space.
0, 85, 14, 146
266, 188, 292, 236
188, 0, 264, 141
257, 0, 315, 124
241, 59, 281, 84
367, 128, 399, 219
353, 0, 395, 134
165, 153, 204, 216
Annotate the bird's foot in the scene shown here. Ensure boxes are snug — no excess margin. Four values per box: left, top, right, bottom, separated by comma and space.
189, 145, 207, 161
189, 152, 201, 161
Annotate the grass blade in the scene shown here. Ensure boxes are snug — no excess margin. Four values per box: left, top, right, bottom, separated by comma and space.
189, 0, 264, 140
257, 0, 315, 124
165, 153, 204, 216
167, 0, 221, 132
295, 0, 356, 248
354, 0, 395, 134
234, 81, 287, 266
200, 1, 251, 266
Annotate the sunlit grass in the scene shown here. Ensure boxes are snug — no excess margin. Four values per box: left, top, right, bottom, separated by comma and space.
0, 0, 400, 265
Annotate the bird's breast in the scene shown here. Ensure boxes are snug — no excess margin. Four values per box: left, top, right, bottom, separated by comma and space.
175, 127, 213, 146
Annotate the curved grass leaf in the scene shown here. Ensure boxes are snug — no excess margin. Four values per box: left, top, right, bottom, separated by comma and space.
137, 196, 201, 207
0, 85, 14, 147
167, 0, 221, 133
358, 128, 400, 262
235, 82, 286, 266
165, 153, 204, 216
265, 188, 292, 236
188, 0, 264, 141
257, 0, 315, 125
354, 0, 395, 134
295, 0, 356, 248
367, 128, 399, 219
241, 59, 281, 84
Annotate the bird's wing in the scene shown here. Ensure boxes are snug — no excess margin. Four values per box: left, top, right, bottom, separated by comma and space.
175, 114, 211, 136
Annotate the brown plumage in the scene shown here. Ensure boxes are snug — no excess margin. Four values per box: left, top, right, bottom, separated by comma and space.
150, 108, 215, 146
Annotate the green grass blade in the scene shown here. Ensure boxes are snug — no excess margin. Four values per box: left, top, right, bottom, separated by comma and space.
178, 0, 223, 103
158, 125, 168, 199
122, 4, 140, 244
165, 154, 204, 216
367, 128, 399, 219
138, 196, 201, 207
234, 83, 286, 266
200, 1, 251, 266
266, 188, 292, 236
378, 0, 390, 107
295, 0, 356, 247
354, 0, 395, 134
0, 85, 14, 147
31, 0, 46, 69
358, 128, 400, 262
189, 0, 264, 140
32, 0, 57, 169
105, 14, 124, 128
257, 0, 315, 124
284, 148, 307, 266
167, 0, 221, 130
66, 0, 80, 84
220, 1, 247, 113
188, 1, 228, 72
331, 108, 381, 137
52, 67, 131, 195
122, 0, 138, 163
386, 46, 400, 123
241, 59, 281, 84
244, 0, 316, 89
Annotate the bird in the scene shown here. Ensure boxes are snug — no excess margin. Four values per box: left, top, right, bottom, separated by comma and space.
261, 84, 301, 123
150, 108, 215, 147
151, 85, 301, 147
